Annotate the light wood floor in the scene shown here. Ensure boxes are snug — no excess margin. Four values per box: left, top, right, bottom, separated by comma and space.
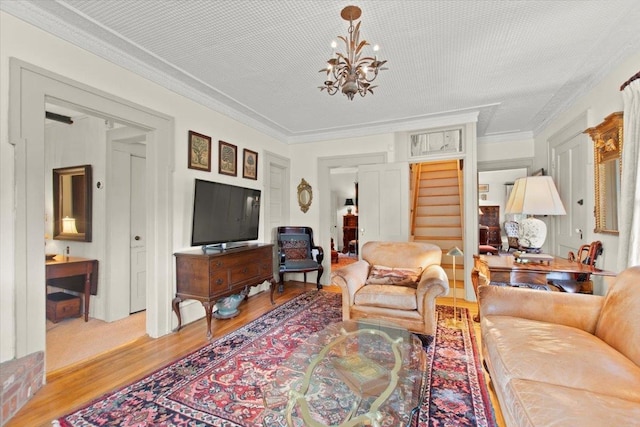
7, 282, 505, 427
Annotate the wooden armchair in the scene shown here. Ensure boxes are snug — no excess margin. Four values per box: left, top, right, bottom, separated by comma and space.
330, 241, 449, 336
277, 226, 324, 291
547, 241, 603, 293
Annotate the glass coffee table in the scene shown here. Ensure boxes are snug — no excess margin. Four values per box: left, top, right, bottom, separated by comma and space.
262, 320, 427, 427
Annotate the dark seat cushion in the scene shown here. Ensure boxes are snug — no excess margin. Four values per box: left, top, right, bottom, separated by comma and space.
282, 259, 319, 270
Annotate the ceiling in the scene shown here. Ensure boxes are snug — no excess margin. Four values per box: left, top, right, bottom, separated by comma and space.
4, 1, 640, 144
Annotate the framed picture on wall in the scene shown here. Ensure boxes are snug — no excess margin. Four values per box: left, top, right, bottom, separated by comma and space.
218, 140, 237, 176
478, 184, 489, 193
188, 131, 211, 172
242, 149, 258, 180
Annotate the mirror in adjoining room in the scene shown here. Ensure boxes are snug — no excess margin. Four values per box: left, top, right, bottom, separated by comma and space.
53, 164, 93, 241
584, 112, 622, 235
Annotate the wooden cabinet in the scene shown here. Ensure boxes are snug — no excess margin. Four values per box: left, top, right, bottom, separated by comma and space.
173, 244, 274, 339
342, 214, 358, 253
479, 205, 501, 247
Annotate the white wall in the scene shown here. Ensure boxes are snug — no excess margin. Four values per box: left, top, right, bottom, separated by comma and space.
533, 52, 640, 279
478, 135, 535, 163
0, 12, 288, 363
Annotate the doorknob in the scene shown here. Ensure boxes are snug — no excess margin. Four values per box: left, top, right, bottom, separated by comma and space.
575, 228, 583, 239
577, 199, 584, 205
134, 235, 141, 241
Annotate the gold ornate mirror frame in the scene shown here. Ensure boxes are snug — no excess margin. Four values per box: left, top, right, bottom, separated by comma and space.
584, 112, 623, 235
297, 178, 313, 213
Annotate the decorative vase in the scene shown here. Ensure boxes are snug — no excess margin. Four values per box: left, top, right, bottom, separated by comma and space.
214, 288, 248, 319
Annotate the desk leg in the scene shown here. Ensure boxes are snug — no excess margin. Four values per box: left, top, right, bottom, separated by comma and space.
172, 296, 183, 332
84, 272, 91, 322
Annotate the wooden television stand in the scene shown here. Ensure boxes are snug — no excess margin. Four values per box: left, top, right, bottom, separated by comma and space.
173, 243, 275, 339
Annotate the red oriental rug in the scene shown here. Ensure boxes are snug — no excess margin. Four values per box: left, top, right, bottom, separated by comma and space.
55, 291, 496, 427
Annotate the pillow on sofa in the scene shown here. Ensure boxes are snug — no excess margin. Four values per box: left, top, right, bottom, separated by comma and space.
366, 265, 422, 286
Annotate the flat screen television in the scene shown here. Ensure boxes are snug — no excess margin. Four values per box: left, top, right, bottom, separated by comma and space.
190, 179, 261, 249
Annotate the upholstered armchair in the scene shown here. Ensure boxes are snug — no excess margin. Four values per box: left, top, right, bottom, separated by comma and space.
330, 241, 449, 336
277, 226, 324, 291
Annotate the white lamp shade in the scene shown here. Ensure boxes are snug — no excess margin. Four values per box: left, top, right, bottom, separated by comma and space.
62, 216, 78, 234
505, 176, 566, 216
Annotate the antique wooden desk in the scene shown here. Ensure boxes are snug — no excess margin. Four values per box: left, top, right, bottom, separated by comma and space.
470, 254, 615, 322
46, 255, 99, 322
473, 254, 615, 291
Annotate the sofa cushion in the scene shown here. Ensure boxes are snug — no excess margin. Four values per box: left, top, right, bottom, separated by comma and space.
594, 266, 640, 366
502, 378, 640, 427
365, 265, 422, 286
354, 284, 417, 310
482, 315, 640, 402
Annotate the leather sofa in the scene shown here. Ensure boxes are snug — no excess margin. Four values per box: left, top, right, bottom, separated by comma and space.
479, 265, 640, 426
330, 241, 449, 335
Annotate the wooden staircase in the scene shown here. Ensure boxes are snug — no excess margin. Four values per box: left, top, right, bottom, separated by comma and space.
411, 160, 465, 298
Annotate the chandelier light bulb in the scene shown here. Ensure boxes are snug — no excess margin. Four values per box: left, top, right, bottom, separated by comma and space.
318, 5, 387, 100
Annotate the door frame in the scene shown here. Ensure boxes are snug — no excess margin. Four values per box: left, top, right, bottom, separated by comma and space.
9, 59, 174, 358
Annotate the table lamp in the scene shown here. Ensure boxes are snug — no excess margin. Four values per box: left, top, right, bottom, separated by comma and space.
62, 216, 78, 234
344, 198, 355, 214
505, 176, 566, 251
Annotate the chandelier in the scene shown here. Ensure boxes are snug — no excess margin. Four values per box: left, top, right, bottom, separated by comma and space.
319, 5, 387, 100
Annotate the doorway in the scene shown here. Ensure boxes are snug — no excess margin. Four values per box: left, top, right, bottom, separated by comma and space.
318, 153, 387, 282
108, 127, 149, 318
10, 59, 174, 362
43, 106, 149, 371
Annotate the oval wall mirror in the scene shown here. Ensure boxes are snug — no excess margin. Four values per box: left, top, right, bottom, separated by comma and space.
297, 178, 313, 213
584, 112, 622, 235
53, 164, 93, 241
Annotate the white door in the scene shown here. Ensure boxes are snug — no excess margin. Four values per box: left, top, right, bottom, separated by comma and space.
129, 155, 146, 313
357, 163, 410, 247
108, 128, 147, 319
552, 132, 588, 256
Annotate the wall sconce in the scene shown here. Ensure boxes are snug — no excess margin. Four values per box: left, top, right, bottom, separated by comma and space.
344, 198, 355, 214
61, 216, 78, 234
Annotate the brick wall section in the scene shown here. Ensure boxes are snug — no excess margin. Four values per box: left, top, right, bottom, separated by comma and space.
0, 351, 44, 426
